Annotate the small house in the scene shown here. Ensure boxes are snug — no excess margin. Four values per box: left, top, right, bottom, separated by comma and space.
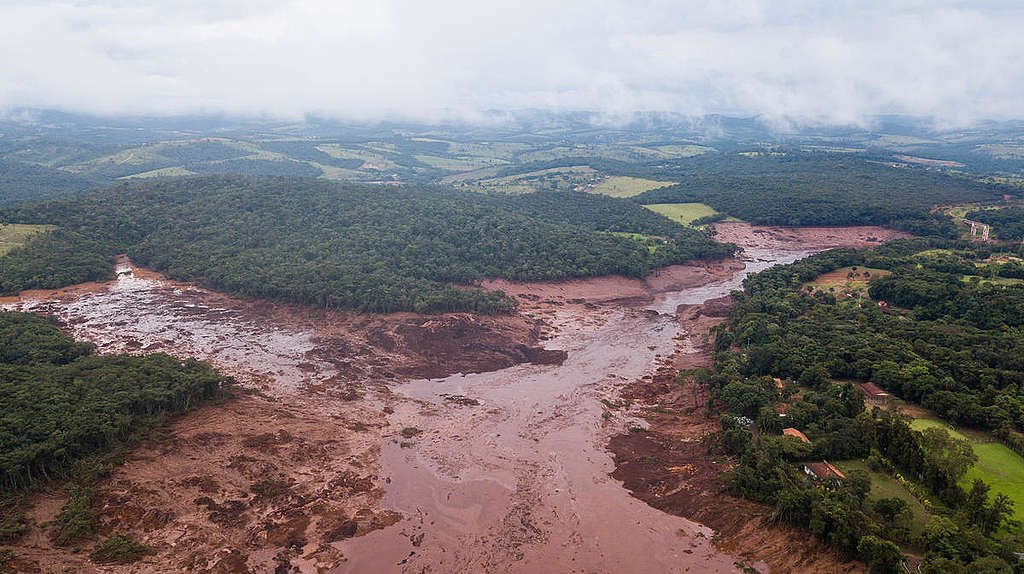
859, 382, 892, 406
782, 428, 810, 443
804, 461, 846, 481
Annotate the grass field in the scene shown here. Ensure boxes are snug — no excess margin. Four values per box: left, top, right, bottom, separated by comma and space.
588, 176, 675, 198
962, 275, 1024, 286
648, 144, 712, 158
643, 203, 721, 225
0, 224, 56, 255
834, 460, 931, 538
121, 166, 196, 179
805, 266, 891, 296
911, 418, 1024, 522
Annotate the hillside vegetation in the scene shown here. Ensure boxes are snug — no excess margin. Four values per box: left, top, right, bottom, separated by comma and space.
0, 176, 732, 313
0, 311, 224, 493
630, 155, 1010, 233
708, 239, 1024, 572
968, 207, 1024, 241
0, 160, 100, 207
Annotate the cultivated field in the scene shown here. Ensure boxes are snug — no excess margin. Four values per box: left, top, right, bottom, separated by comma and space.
588, 176, 674, 198
0, 223, 55, 255
644, 202, 721, 225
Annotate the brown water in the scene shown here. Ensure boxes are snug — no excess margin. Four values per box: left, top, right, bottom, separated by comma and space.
334, 247, 813, 574
2, 247, 815, 573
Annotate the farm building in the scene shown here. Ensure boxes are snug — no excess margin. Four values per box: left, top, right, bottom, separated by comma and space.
782, 428, 810, 443
803, 461, 846, 481
859, 382, 892, 406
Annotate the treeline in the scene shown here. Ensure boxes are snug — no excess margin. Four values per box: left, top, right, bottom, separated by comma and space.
715, 378, 1017, 573
0, 175, 732, 313
0, 229, 113, 294
730, 241, 1024, 431
705, 240, 1024, 572
629, 153, 1011, 233
0, 160, 101, 207
0, 311, 224, 492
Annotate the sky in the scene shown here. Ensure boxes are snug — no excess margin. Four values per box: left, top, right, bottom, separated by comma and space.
1, 0, 1023, 125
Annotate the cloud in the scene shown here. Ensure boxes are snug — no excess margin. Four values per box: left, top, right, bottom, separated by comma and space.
0, 0, 1022, 125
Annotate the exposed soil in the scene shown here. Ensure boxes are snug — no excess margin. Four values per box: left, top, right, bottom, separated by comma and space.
1, 263, 556, 574
713, 222, 908, 251
0, 225, 898, 573
609, 300, 865, 574
481, 258, 746, 305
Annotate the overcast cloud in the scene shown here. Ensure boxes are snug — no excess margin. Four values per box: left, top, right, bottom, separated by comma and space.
1, 0, 1022, 124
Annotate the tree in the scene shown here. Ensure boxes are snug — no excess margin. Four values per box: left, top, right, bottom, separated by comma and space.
919, 427, 977, 489
857, 535, 904, 574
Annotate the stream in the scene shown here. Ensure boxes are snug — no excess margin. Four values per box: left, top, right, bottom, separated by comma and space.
334, 247, 814, 574
1, 244, 817, 573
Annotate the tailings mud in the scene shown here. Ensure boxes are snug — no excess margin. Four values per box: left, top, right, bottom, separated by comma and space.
333, 240, 849, 574
1, 225, 897, 572
1, 262, 551, 573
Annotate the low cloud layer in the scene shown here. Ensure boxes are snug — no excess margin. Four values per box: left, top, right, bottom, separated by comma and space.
1, 0, 1022, 124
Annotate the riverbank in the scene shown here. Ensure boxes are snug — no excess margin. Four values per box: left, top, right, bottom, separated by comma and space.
0, 224, 901, 572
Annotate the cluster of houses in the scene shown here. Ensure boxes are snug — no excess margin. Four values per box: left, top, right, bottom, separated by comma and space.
772, 380, 894, 483
780, 426, 849, 482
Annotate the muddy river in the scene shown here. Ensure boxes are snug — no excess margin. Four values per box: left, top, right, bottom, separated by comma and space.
2, 223, 903, 573
332, 248, 812, 574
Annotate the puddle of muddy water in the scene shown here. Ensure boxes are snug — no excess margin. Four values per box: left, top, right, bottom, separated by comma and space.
333, 247, 818, 574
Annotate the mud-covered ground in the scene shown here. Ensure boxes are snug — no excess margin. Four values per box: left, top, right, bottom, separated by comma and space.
1, 265, 558, 573
712, 222, 909, 251
1, 224, 897, 573
608, 300, 865, 574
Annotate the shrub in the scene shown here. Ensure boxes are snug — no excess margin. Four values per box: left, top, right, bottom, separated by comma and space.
90, 533, 153, 564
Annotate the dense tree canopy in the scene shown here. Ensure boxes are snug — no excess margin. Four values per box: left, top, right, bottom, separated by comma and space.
630, 155, 1009, 233
0, 312, 224, 492
730, 241, 1024, 431
707, 239, 1024, 572
0, 160, 101, 207
0, 175, 732, 313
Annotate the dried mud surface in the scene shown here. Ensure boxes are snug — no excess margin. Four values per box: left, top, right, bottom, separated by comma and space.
1, 264, 555, 574
712, 222, 909, 251
1, 224, 897, 573
608, 300, 865, 574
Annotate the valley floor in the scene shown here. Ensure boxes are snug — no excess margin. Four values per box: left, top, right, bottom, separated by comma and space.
1, 224, 900, 573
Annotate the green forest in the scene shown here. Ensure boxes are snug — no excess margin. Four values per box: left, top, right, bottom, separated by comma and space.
0, 175, 732, 313
0, 160, 100, 207
0, 311, 224, 493
706, 239, 1024, 572
628, 154, 1012, 233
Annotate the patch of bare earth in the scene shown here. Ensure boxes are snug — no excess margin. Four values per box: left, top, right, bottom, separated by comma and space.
608, 298, 864, 573
1, 266, 557, 573
2, 225, 897, 573
712, 222, 908, 251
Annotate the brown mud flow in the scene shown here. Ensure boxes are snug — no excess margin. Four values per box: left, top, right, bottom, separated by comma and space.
0, 224, 902, 573
333, 247, 829, 574
1, 264, 551, 573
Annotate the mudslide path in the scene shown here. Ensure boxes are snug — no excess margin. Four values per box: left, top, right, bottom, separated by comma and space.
0, 223, 903, 572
